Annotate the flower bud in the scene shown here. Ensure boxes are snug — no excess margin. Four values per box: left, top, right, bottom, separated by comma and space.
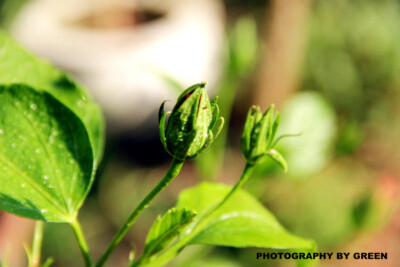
159, 83, 224, 161
241, 105, 288, 171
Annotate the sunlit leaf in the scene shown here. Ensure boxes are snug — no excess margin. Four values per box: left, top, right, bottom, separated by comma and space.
0, 85, 94, 222
0, 31, 104, 165
176, 182, 315, 250
139, 182, 316, 266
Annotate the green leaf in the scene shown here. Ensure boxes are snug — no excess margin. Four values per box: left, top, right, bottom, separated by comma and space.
144, 208, 196, 257
0, 85, 94, 222
138, 183, 316, 266
176, 182, 315, 250
0, 31, 104, 165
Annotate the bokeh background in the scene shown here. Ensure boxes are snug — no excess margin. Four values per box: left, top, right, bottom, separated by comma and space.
1, 0, 400, 266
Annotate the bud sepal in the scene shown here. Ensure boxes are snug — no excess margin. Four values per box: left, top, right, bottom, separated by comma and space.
241, 105, 290, 171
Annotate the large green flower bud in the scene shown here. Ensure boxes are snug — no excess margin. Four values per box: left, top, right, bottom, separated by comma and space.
241, 105, 288, 171
159, 83, 224, 161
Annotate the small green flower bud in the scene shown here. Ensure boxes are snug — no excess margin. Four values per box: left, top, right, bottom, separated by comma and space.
241, 105, 288, 171
159, 83, 224, 161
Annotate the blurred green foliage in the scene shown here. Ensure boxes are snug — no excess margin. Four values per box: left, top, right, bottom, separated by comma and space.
277, 92, 336, 177
304, 0, 400, 120
258, 0, 400, 251
265, 161, 375, 248
303, 0, 400, 157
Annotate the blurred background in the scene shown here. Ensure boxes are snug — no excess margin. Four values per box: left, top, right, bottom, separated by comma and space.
1, 0, 400, 266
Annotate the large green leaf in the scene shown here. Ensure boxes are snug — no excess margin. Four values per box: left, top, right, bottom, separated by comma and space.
0, 31, 104, 165
0, 85, 94, 222
176, 182, 315, 250
143, 208, 196, 257
138, 182, 315, 266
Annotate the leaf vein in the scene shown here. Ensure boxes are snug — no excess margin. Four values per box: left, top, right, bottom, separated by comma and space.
0, 154, 66, 213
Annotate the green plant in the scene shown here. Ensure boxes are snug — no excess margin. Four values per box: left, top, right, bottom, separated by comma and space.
0, 31, 315, 267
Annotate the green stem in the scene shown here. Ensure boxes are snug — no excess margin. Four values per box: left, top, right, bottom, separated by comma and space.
30, 221, 44, 267
207, 163, 254, 215
135, 163, 255, 267
3, 245, 10, 267
184, 163, 255, 237
96, 158, 185, 267
69, 219, 93, 267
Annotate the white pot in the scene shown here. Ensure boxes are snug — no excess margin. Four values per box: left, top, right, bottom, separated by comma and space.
11, 0, 225, 132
